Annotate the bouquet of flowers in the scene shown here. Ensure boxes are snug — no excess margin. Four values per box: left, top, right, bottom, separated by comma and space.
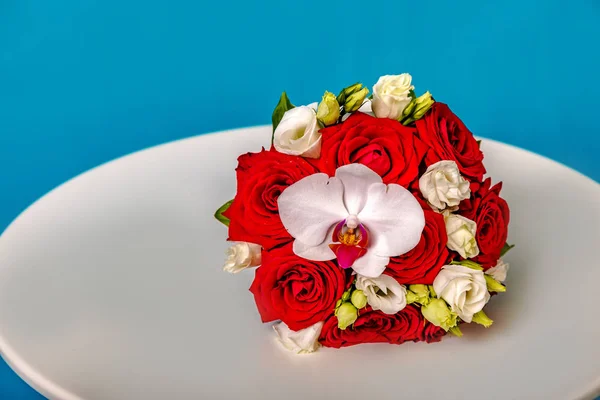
215, 73, 512, 353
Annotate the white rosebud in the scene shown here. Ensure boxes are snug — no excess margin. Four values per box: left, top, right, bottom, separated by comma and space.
223, 242, 261, 273
445, 214, 480, 259
371, 73, 414, 120
486, 259, 509, 282
273, 106, 322, 159
433, 264, 491, 323
419, 161, 471, 211
273, 321, 323, 354
355, 274, 407, 314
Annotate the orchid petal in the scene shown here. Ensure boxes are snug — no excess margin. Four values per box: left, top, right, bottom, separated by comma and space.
351, 252, 390, 278
335, 164, 382, 215
293, 239, 335, 261
278, 173, 347, 247
359, 183, 425, 257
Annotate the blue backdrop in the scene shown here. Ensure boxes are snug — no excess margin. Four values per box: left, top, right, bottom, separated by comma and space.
1, 0, 599, 398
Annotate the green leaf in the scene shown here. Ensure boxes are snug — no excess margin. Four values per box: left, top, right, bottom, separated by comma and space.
476, 140, 482, 147
485, 275, 506, 293
471, 310, 494, 328
409, 89, 416, 99
500, 243, 515, 257
214, 199, 234, 227
449, 326, 463, 337
271, 92, 294, 137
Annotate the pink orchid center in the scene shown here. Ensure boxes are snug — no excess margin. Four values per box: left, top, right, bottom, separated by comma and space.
329, 220, 369, 269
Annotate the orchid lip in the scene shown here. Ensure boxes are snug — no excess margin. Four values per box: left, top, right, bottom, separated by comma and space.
329, 219, 370, 268
329, 244, 367, 269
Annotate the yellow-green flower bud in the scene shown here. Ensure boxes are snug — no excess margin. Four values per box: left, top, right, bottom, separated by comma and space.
449, 326, 463, 337
408, 284, 430, 305
341, 288, 352, 302
412, 91, 435, 120
343, 82, 363, 95
344, 87, 369, 113
350, 289, 368, 309
421, 298, 458, 331
317, 91, 340, 126
409, 284, 429, 296
406, 290, 419, 305
485, 275, 506, 293
401, 91, 435, 125
335, 299, 343, 310
336, 302, 358, 330
401, 99, 417, 119
452, 260, 484, 270
336, 82, 363, 104
471, 310, 493, 328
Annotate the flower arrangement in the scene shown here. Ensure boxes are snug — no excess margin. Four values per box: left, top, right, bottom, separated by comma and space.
216, 73, 512, 353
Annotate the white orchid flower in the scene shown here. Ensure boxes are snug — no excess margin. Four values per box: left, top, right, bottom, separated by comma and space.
277, 163, 425, 277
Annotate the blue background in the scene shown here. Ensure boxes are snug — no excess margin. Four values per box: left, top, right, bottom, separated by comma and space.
1, 0, 599, 398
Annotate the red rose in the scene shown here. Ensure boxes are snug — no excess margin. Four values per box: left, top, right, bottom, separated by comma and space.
460, 178, 510, 267
319, 305, 423, 348
416, 103, 486, 182
417, 320, 447, 343
224, 149, 317, 250
249, 245, 349, 331
312, 112, 428, 186
386, 208, 451, 284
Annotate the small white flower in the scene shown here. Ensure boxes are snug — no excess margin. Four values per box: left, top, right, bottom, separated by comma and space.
433, 265, 490, 323
273, 106, 322, 158
355, 274, 407, 314
273, 321, 323, 354
445, 214, 480, 259
222, 242, 261, 273
277, 163, 425, 278
486, 259, 509, 282
371, 73, 414, 120
419, 160, 471, 211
